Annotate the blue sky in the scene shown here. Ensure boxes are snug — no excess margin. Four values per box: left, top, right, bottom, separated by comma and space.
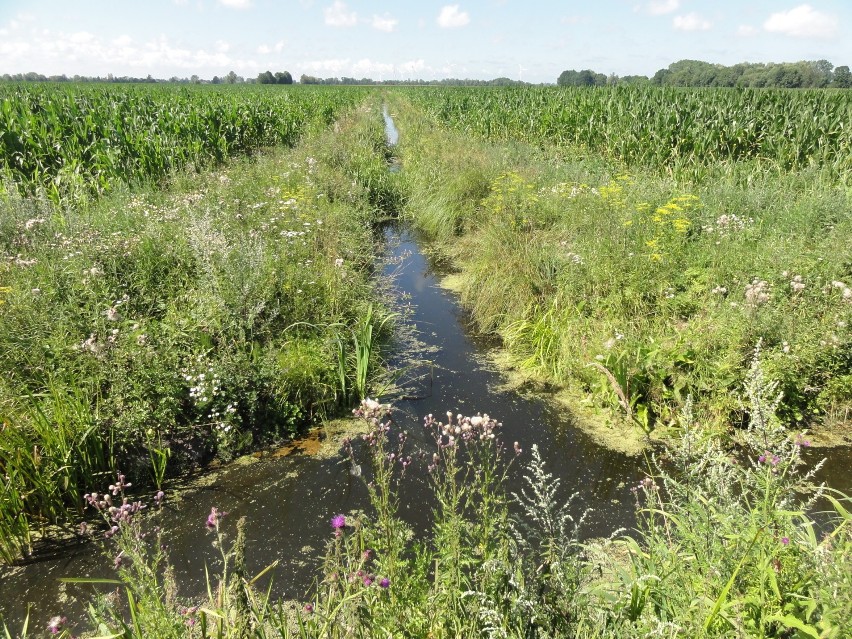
0, 1, 849, 82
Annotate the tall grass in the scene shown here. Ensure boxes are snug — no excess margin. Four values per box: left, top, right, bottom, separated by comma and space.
390, 91, 852, 436
0, 96, 400, 562
47, 360, 851, 637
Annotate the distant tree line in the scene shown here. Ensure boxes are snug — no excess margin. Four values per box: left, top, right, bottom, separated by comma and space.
5, 59, 851, 88
0, 71, 529, 87
558, 59, 851, 88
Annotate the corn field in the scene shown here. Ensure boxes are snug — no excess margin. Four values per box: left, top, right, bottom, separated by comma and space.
403, 86, 852, 182
0, 84, 364, 202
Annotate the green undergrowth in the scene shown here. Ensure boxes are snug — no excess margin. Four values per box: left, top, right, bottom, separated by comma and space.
19, 359, 851, 638
0, 96, 402, 562
388, 92, 852, 445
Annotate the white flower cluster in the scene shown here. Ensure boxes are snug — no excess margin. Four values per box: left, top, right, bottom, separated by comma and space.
184, 360, 222, 406
829, 280, 852, 302
744, 279, 770, 307
702, 213, 753, 237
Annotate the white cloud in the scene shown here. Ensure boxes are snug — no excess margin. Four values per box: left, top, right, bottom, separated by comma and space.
371, 13, 398, 32
437, 5, 470, 29
0, 28, 258, 77
737, 24, 758, 37
645, 0, 680, 16
219, 0, 252, 8
763, 4, 838, 38
673, 13, 712, 31
258, 40, 286, 54
324, 1, 357, 27
215, 39, 231, 53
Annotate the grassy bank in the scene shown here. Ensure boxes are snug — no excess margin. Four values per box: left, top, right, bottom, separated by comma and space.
26, 368, 852, 638
387, 91, 851, 444
0, 94, 400, 562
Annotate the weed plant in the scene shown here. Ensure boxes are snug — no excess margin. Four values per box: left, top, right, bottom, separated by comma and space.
0, 99, 399, 561
23, 356, 850, 637
389, 92, 851, 438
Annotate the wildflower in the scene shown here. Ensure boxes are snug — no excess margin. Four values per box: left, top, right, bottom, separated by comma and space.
47, 616, 67, 634
513, 441, 523, 456
781, 537, 790, 546
206, 507, 225, 530
304, 603, 314, 613
744, 279, 770, 307
379, 577, 390, 588
790, 275, 805, 294
334, 258, 344, 268
105, 306, 121, 322
363, 576, 373, 587
331, 514, 346, 530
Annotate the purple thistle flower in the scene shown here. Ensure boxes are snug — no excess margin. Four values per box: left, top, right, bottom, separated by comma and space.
206, 507, 226, 530
379, 577, 390, 588
331, 514, 346, 530
781, 537, 790, 546
47, 616, 67, 635
304, 603, 314, 613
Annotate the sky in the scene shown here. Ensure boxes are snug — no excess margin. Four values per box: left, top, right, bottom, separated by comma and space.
0, 1, 850, 83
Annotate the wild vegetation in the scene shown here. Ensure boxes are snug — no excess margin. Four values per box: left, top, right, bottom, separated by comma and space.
391, 87, 851, 439
0, 83, 850, 636
0, 91, 398, 562
23, 372, 852, 638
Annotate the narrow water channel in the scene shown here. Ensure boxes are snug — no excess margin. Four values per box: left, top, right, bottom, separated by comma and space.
1, 107, 849, 632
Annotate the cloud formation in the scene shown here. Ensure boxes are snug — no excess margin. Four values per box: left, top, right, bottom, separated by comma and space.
437, 5, 470, 29
644, 0, 680, 16
673, 13, 712, 32
763, 4, 838, 38
324, 1, 357, 27
371, 14, 398, 32
219, 0, 252, 9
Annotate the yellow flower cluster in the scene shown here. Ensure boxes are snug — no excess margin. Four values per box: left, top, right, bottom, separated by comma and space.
481, 171, 539, 230
630, 194, 700, 262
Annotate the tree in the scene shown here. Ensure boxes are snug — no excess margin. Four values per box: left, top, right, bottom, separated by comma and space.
833, 65, 852, 88
257, 70, 275, 84
226, 71, 238, 84
274, 71, 293, 84
557, 69, 606, 87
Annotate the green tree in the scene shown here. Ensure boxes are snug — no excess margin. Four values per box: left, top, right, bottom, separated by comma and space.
274, 71, 293, 84
833, 65, 852, 88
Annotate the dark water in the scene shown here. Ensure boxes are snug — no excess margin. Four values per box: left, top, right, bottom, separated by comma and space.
1, 108, 850, 633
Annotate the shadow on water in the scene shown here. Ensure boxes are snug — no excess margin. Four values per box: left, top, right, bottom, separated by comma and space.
1, 105, 850, 632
